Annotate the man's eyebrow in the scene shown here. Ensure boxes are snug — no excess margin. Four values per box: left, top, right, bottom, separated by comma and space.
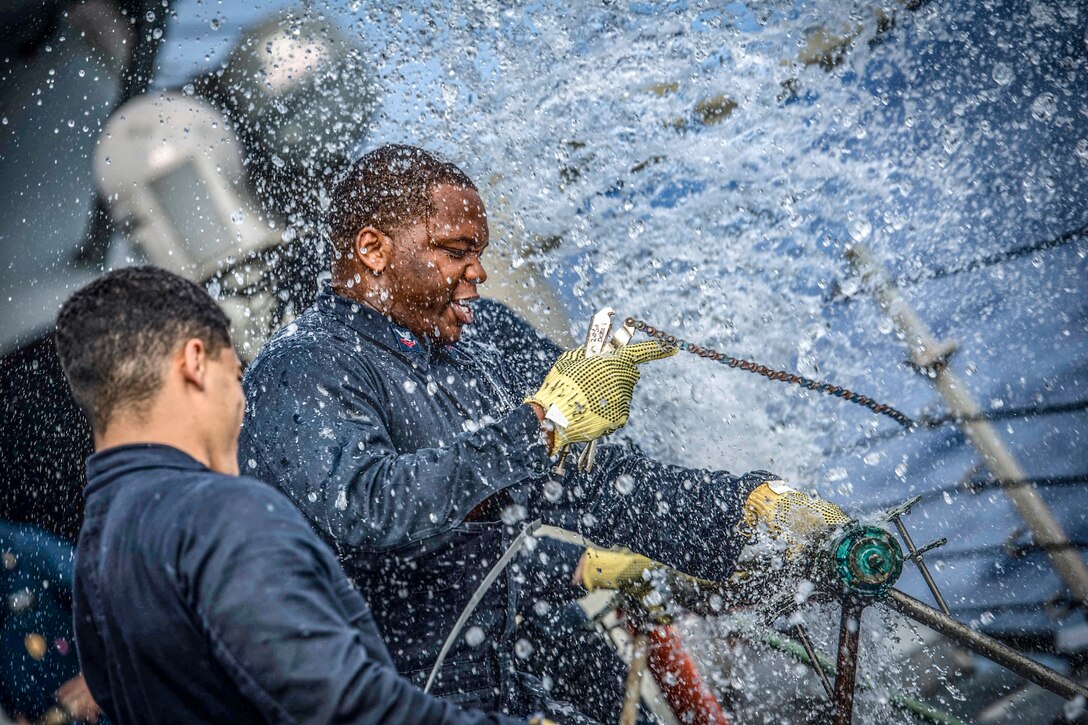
435, 236, 488, 247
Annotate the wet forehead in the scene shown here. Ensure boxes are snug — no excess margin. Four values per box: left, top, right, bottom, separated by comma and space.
428, 184, 488, 245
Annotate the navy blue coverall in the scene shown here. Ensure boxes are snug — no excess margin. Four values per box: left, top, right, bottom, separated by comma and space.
74, 443, 522, 725
240, 286, 767, 718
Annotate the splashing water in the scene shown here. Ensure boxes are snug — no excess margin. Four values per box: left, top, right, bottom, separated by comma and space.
347, 0, 1085, 489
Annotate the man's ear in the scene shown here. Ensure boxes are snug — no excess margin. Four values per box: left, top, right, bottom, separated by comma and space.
178, 338, 208, 391
355, 226, 392, 275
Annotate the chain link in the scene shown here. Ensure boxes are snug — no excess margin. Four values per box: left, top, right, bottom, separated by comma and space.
626, 318, 915, 429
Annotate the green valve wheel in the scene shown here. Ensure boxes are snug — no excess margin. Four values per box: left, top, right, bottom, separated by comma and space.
829, 525, 904, 598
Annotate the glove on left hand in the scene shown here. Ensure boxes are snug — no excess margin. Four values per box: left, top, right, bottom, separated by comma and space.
581, 546, 659, 595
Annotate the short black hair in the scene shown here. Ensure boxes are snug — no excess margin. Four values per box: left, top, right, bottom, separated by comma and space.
328, 144, 477, 268
55, 266, 232, 431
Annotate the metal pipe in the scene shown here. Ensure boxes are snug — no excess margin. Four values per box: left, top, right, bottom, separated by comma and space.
884, 589, 1088, 701
893, 517, 952, 615
847, 243, 1088, 605
833, 600, 866, 725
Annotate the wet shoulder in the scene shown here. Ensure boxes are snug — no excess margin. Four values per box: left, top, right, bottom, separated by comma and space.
244, 307, 381, 391
176, 473, 309, 534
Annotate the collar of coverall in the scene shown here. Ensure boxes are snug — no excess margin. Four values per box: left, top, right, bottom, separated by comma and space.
85, 443, 208, 496
316, 283, 464, 368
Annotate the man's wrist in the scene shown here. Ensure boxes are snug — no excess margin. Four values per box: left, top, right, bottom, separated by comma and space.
527, 402, 555, 452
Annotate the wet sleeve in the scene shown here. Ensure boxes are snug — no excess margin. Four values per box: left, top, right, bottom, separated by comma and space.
515, 535, 585, 604
240, 346, 551, 554
530, 446, 771, 583
182, 484, 524, 725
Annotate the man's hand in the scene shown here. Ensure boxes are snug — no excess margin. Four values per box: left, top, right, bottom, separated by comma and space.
576, 546, 659, 595
742, 480, 850, 553
575, 546, 720, 619
525, 341, 675, 454
56, 673, 101, 723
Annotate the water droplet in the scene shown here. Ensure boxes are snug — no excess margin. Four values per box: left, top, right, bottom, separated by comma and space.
514, 638, 534, 659
794, 579, 815, 605
991, 62, 1013, 86
501, 504, 527, 525
543, 479, 563, 502
182, 83, 195, 96
464, 626, 485, 647
1075, 139, 1088, 163
247, 459, 257, 469
145, 10, 156, 21
152, 28, 163, 40
848, 218, 872, 243
979, 611, 994, 625
210, 17, 221, 31
402, 380, 418, 394
230, 209, 245, 224
1031, 93, 1058, 123
614, 474, 635, 495
943, 491, 953, 505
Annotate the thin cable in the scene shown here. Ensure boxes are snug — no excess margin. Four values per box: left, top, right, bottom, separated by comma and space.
836, 398, 1088, 457
930, 541, 1088, 562
425, 519, 542, 694
920, 399, 1088, 427
869, 474, 1088, 512
896, 225, 1088, 287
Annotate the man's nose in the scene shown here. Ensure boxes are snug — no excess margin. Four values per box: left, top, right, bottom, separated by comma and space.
466, 256, 487, 285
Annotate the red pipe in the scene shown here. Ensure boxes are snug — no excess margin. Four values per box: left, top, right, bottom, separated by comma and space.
642, 623, 730, 725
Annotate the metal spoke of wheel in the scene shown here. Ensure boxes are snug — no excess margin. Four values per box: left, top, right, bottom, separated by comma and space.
883, 589, 1088, 702
833, 599, 866, 725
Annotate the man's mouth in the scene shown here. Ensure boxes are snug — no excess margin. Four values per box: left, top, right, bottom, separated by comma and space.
451, 298, 476, 325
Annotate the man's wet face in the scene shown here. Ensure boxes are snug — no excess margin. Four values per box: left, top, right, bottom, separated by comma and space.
386, 184, 489, 344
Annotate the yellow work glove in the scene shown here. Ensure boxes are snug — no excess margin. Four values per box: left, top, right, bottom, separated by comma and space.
581, 546, 722, 620
581, 546, 659, 595
742, 480, 850, 554
525, 341, 676, 454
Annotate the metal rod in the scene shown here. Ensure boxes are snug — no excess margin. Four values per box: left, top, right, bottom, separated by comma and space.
893, 517, 952, 615
620, 632, 649, 725
833, 600, 865, 725
793, 625, 835, 699
848, 243, 1088, 606
884, 589, 1088, 701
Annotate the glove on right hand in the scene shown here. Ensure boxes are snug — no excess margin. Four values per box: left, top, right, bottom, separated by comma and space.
742, 480, 850, 554
525, 340, 675, 453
